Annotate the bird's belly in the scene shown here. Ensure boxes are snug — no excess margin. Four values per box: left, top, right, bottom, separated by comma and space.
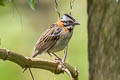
48, 33, 72, 52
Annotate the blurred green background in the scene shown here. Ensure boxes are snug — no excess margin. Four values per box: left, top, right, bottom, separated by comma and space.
0, 0, 88, 80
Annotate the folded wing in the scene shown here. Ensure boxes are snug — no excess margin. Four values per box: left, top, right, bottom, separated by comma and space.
32, 24, 62, 58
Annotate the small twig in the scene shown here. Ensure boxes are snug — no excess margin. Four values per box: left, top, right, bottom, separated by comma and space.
28, 67, 35, 80
54, 0, 61, 19
62, 45, 68, 62
62, 68, 73, 80
69, 0, 75, 15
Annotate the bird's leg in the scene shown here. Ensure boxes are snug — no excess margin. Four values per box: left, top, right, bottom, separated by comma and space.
48, 52, 52, 57
51, 52, 64, 65
48, 52, 62, 63
50, 45, 68, 63
62, 45, 68, 63
51, 52, 62, 60
48, 52, 56, 61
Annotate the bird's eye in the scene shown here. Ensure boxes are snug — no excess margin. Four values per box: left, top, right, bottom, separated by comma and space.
61, 21, 66, 23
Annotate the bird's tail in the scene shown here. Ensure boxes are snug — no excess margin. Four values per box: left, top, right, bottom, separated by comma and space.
31, 50, 39, 58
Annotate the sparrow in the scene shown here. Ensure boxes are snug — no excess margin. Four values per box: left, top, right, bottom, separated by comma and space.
32, 14, 80, 60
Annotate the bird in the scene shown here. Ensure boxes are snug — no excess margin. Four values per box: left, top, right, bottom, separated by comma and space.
32, 14, 80, 61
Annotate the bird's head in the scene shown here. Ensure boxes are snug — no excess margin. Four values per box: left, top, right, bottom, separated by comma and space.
57, 14, 80, 31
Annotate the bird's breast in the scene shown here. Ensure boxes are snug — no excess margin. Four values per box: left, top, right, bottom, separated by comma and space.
48, 32, 73, 52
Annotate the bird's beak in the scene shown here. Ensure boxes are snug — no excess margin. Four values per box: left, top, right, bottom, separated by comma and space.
74, 21, 80, 25
73, 21, 80, 26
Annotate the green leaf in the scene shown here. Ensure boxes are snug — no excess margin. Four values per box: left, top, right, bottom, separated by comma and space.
28, 0, 35, 10
0, 0, 5, 6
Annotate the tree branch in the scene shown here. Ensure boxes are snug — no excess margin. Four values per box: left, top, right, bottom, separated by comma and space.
0, 48, 78, 80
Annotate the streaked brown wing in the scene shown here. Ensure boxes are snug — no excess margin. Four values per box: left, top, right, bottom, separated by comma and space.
32, 24, 61, 57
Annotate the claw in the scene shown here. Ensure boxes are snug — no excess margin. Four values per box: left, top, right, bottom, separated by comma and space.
54, 58, 63, 64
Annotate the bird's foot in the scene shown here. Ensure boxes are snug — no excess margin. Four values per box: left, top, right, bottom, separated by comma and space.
53, 54, 67, 64
54, 58, 64, 65
54, 57, 65, 65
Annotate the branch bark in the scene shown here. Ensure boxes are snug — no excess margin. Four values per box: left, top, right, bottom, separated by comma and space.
0, 48, 78, 80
